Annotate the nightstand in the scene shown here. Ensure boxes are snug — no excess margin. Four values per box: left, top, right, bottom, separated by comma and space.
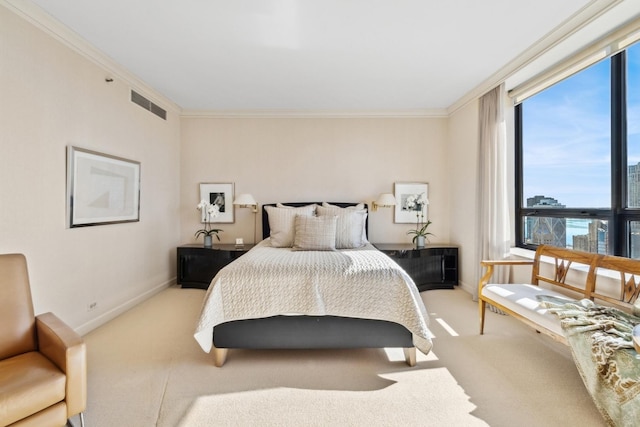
177, 244, 254, 289
374, 243, 458, 291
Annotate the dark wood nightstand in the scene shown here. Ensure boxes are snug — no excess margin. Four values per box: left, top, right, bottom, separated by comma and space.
177, 244, 255, 289
374, 243, 458, 291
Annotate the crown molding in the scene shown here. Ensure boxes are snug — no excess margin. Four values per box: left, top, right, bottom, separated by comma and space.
446, 0, 623, 115
180, 109, 448, 119
2, 0, 182, 114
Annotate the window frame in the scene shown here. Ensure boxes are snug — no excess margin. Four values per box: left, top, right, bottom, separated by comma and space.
514, 50, 640, 257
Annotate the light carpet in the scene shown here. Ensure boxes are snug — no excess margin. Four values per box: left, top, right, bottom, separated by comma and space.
78, 286, 606, 427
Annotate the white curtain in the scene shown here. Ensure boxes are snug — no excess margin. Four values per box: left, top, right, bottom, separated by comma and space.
474, 84, 511, 300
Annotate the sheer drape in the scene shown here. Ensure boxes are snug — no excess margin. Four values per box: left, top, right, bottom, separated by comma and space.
475, 84, 510, 300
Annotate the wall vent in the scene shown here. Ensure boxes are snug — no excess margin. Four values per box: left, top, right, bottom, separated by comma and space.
131, 90, 167, 120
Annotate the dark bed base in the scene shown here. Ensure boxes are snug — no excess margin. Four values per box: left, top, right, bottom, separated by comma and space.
214, 315, 413, 348
211, 315, 416, 366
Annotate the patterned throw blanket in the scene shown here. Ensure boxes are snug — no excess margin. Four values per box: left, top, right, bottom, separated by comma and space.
194, 239, 433, 355
538, 295, 640, 426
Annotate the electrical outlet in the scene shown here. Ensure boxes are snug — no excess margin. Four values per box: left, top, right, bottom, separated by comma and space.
87, 302, 97, 312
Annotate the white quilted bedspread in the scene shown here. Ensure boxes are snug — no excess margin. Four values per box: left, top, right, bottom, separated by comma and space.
194, 239, 433, 355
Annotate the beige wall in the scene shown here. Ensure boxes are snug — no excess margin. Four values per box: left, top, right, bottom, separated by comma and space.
0, 5, 181, 334
448, 101, 480, 294
180, 117, 450, 245
3, 0, 634, 337
1, 2, 484, 336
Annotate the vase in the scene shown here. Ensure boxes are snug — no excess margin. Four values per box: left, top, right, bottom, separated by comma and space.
416, 235, 425, 249
203, 235, 213, 248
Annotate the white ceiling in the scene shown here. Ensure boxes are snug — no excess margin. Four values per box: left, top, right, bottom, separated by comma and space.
18, 0, 623, 112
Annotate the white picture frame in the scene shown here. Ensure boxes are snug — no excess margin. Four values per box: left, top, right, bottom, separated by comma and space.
199, 183, 234, 223
67, 146, 141, 227
394, 182, 428, 224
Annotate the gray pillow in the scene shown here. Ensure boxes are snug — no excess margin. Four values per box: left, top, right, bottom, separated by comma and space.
292, 215, 338, 251
317, 204, 367, 249
265, 204, 316, 247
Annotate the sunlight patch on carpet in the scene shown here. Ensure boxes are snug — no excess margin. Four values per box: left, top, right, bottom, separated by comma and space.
435, 317, 459, 336
383, 347, 437, 363
175, 367, 487, 427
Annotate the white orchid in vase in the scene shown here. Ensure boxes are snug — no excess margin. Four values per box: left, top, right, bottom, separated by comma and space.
405, 192, 433, 246
195, 200, 223, 244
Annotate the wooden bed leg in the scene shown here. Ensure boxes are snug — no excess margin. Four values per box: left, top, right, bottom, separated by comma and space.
403, 347, 416, 367
212, 346, 228, 367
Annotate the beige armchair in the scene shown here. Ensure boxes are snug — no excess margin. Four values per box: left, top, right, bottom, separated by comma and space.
0, 254, 86, 427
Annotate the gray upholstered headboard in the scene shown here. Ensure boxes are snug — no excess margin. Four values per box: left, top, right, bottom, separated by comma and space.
261, 202, 368, 240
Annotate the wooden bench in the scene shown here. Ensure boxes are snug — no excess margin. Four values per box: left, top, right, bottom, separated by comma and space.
478, 244, 640, 343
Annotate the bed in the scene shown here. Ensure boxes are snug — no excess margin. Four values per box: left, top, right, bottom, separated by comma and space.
193, 202, 433, 367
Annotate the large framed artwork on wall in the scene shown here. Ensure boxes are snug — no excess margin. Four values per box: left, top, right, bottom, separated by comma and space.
66, 146, 141, 227
394, 182, 428, 224
200, 183, 234, 223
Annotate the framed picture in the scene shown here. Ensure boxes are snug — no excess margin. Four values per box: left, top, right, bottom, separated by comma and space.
67, 146, 141, 227
199, 183, 234, 223
394, 182, 428, 224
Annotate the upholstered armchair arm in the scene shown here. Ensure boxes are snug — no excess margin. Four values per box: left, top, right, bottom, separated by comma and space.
36, 312, 87, 418
478, 259, 534, 295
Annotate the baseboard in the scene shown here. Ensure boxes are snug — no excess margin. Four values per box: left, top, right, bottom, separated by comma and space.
75, 278, 175, 336
458, 280, 476, 300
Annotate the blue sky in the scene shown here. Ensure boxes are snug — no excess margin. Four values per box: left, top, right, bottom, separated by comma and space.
522, 43, 640, 208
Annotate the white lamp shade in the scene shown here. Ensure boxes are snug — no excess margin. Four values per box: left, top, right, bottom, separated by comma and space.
375, 193, 396, 207
233, 194, 257, 206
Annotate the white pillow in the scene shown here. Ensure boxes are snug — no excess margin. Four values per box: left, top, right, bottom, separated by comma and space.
265, 204, 316, 247
276, 203, 318, 209
292, 215, 337, 251
317, 205, 368, 249
322, 202, 365, 210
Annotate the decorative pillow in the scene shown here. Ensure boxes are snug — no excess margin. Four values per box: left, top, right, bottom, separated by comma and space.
321, 203, 368, 244
317, 205, 368, 249
322, 202, 365, 211
276, 203, 318, 209
292, 215, 337, 251
265, 204, 316, 247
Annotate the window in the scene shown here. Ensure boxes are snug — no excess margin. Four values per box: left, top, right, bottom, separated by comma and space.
516, 42, 640, 257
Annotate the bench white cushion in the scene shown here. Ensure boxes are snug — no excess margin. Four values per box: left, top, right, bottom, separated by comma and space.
482, 284, 577, 337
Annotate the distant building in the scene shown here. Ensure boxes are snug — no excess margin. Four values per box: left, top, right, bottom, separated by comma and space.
572, 234, 590, 252
629, 163, 640, 207
629, 163, 640, 258
527, 195, 565, 208
525, 195, 566, 247
573, 220, 607, 254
